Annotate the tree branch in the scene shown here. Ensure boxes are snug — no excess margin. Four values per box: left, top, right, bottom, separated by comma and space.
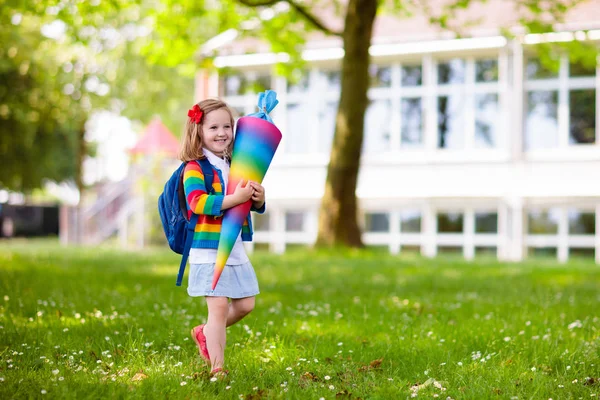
286, 0, 343, 36
235, 0, 343, 37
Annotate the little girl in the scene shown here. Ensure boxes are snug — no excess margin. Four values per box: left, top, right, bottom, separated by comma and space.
179, 98, 266, 377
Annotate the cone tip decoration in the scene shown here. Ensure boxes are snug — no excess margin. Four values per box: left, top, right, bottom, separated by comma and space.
211, 90, 282, 291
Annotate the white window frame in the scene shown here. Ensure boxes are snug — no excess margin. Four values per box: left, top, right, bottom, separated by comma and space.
524, 53, 599, 161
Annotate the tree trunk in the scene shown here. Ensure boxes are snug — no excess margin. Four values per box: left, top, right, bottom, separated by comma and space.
315, 0, 378, 248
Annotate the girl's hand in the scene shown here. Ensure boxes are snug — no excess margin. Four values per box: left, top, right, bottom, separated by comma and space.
233, 179, 254, 204
249, 181, 265, 208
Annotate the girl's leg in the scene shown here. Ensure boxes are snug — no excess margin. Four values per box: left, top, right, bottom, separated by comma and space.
226, 296, 255, 327
204, 296, 229, 370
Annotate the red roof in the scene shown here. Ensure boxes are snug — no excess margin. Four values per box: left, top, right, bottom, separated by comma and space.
130, 118, 180, 157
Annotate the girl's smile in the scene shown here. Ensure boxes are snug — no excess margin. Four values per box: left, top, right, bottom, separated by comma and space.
202, 108, 233, 156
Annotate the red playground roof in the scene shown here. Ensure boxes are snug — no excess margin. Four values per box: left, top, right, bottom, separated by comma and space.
130, 118, 180, 157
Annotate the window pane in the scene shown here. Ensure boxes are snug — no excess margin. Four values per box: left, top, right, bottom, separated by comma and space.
528, 247, 557, 257
319, 70, 341, 92
527, 209, 559, 234
568, 210, 595, 234
438, 246, 462, 254
476, 59, 499, 82
288, 70, 309, 94
476, 246, 497, 257
253, 212, 270, 231
400, 210, 421, 233
369, 65, 392, 88
438, 212, 464, 233
438, 94, 466, 149
286, 103, 311, 153
570, 61, 596, 77
285, 212, 305, 232
438, 59, 465, 84
475, 212, 498, 233
525, 91, 558, 150
222, 74, 250, 96
569, 248, 595, 258
365, 213, 389, 232
526, 58, 559, 79
364, 99, 392, 153
475, 93, 499, 148
569, 89, 596, 144
402, 65, 422, 86
401, 97, 423, 147
319, 102, 337, 154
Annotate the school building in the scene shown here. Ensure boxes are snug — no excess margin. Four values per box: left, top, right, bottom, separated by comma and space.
194, 1, 600, 263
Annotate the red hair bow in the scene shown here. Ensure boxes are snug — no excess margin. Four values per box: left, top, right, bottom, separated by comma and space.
187, 104, 203, 124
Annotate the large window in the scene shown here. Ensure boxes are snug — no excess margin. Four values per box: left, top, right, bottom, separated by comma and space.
285, 102, 311, 153
527, 209, 560, 234
400, 64, 425, 148
475, 212, 498, 233
437, 57, 501, 150
285, 211, 305, 232
525, 56, 597, 150
400, 210, 422, 233
253, 212, 270, 232
438, 212, 464, 233
365, 212, 390, 232
568, 209, 595, 235
438, 94, 467, 148
570, 89, 596, 144
369, 65, 392, 88
525, 91, 559, 150
475, 93, 499, 148
401, 98, 423, 147
364, 100, 392, 153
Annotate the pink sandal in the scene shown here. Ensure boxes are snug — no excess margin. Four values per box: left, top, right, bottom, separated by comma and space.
191, 324, 210, 363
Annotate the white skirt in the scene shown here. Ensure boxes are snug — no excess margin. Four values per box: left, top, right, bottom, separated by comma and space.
187, 262, 260, 299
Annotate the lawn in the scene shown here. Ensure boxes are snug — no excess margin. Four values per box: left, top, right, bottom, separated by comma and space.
0, 239, 599, 399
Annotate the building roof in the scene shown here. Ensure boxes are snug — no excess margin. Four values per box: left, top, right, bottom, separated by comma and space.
210, 0, 600, 57
129, 118, 180, 157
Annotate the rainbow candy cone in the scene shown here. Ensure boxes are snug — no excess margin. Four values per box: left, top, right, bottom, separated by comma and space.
212, 91, 281, 290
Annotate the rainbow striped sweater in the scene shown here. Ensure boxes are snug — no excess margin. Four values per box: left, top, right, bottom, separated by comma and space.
183, 160, 265, 249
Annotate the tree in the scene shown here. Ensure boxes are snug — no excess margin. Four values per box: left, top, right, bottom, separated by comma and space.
0, 4, 86, 192
0, 1, 197, 193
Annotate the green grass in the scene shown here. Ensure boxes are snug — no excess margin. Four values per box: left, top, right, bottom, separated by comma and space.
1, 239, 599, 399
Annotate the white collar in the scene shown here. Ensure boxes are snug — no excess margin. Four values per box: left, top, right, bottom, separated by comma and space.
202, 148, 228, 168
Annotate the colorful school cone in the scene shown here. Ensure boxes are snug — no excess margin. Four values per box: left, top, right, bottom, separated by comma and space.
211, 90, 282, 290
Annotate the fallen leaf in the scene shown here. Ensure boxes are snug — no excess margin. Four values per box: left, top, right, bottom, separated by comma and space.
336, 389, 352, 398
300, 371, 319, 382
131, 371, 148, 382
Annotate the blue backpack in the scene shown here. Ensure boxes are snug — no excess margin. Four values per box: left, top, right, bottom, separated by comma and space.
158, 158, 215, 286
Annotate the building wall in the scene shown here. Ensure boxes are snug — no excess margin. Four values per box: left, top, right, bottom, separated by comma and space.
202, 33, 600, 263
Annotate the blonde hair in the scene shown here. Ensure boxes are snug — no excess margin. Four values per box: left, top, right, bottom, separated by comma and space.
179, 98, 235, 162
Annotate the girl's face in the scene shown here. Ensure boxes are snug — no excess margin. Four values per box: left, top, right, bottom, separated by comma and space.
201, 108, 233, 157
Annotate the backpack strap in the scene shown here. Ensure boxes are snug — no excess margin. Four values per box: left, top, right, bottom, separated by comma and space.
176, 212, 199, 286
196, 158, 215, 194
175, 158, 215, 286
